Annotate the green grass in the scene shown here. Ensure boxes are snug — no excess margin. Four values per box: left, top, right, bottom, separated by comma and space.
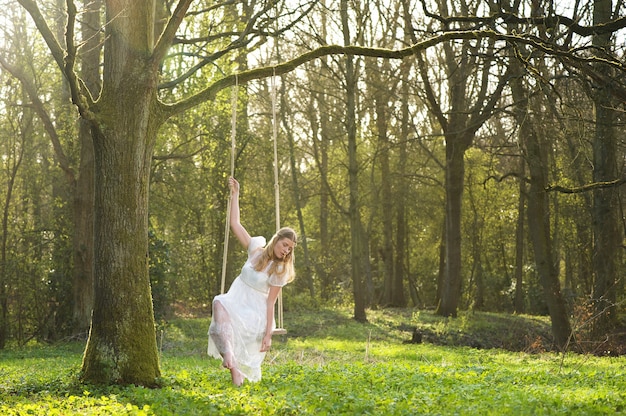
1, 308, 624, 415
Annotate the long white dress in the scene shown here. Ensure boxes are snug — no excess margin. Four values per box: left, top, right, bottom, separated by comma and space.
207, 236, 288, 382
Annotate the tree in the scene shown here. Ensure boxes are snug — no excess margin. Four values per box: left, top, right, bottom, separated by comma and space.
590, 0, 620, 336
406, 0, 511, 317
340, 0, 368, 322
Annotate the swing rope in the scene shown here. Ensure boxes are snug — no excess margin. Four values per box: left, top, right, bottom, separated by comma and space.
271, 68, 286, 333
220, 75, 238, 295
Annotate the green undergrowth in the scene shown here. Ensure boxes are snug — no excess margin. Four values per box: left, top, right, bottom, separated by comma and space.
1, 308, 624, 415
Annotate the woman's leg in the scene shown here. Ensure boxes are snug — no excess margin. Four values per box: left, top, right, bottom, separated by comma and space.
209, 300, 244, 386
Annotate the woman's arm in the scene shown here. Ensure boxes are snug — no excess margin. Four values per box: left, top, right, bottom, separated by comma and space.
261, 285, 281, 352
229, 177, 251, 249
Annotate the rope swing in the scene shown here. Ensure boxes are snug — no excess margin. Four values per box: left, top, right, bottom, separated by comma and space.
220, 75, 238, 295
220, 72, 287, 335
271, 69, 287, 335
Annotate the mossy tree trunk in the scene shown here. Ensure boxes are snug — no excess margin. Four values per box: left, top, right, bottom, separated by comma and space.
78, 0, 167, 385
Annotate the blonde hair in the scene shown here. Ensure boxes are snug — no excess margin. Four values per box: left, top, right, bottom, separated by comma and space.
253, 227, 297, 283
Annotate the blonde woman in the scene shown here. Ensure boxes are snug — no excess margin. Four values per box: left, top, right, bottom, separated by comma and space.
208, 177, 296, 386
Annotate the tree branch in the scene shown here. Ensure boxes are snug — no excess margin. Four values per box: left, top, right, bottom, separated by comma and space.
164, 29, 626, 118
0, 55, 76, 184
17, 0, 95, 120
152, 0, 194, 67
418, 0, 626, 37
16, 0, 66, 71
64, 0, 94, 120
546, 179, 626, 193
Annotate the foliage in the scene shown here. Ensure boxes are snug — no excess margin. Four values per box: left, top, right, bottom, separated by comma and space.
1, 309, 624, 415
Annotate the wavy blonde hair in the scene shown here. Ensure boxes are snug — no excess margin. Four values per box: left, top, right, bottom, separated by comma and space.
253, 227, 297, 283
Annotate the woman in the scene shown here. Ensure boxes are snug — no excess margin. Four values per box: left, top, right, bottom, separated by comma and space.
208, 177, 296, 386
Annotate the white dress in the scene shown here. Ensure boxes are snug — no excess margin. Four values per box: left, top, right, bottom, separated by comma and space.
207, 236, 288, 382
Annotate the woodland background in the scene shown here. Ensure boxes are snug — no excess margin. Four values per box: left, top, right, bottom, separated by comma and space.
0, 0, 624, 384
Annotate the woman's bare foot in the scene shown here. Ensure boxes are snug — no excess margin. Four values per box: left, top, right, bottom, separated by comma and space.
230, 367, 244, 386
222, 352, 235, 369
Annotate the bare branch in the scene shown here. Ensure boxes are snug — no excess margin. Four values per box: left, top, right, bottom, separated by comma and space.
417, 0, 626, 37
164, 29, 626, 118
17, 0, 95, 120
16, 0, 66, 71
64, 0, 94, 120
0, 55, 76, 184
152, 0, 194, 66
159, 1, 316, 90
546, 179, 626, 193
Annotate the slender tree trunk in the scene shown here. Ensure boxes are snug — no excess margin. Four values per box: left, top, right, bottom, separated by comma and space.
524, 125, 572, 350
514, 159, 526, 314
71, 0, 101, 335
0, 134, 24, 348
310, 88, 331, 300
469, 186, 484, 310
372, 65, 398, 307
409, 0, 507, 317
341, 0, 367, 322
591, 0, 619, 336
279, 75, 315, 298
394, 56, 411, 307
509, 62, 572, 349
499, 0, 572, 348
435, 221, 445, 309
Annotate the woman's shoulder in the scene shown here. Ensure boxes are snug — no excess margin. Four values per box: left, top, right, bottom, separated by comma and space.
247, 236, 267, 254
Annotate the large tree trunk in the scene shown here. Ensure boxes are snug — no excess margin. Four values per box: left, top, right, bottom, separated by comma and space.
81, 0, 160, 385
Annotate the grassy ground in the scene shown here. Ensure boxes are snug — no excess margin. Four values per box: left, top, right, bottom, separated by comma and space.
1, 308, 624, 415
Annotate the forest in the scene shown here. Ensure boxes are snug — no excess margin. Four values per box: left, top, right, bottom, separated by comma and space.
0, 0, 625, 390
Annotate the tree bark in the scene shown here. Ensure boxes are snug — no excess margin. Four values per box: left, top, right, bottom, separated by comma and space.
523, 124, 572, 350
